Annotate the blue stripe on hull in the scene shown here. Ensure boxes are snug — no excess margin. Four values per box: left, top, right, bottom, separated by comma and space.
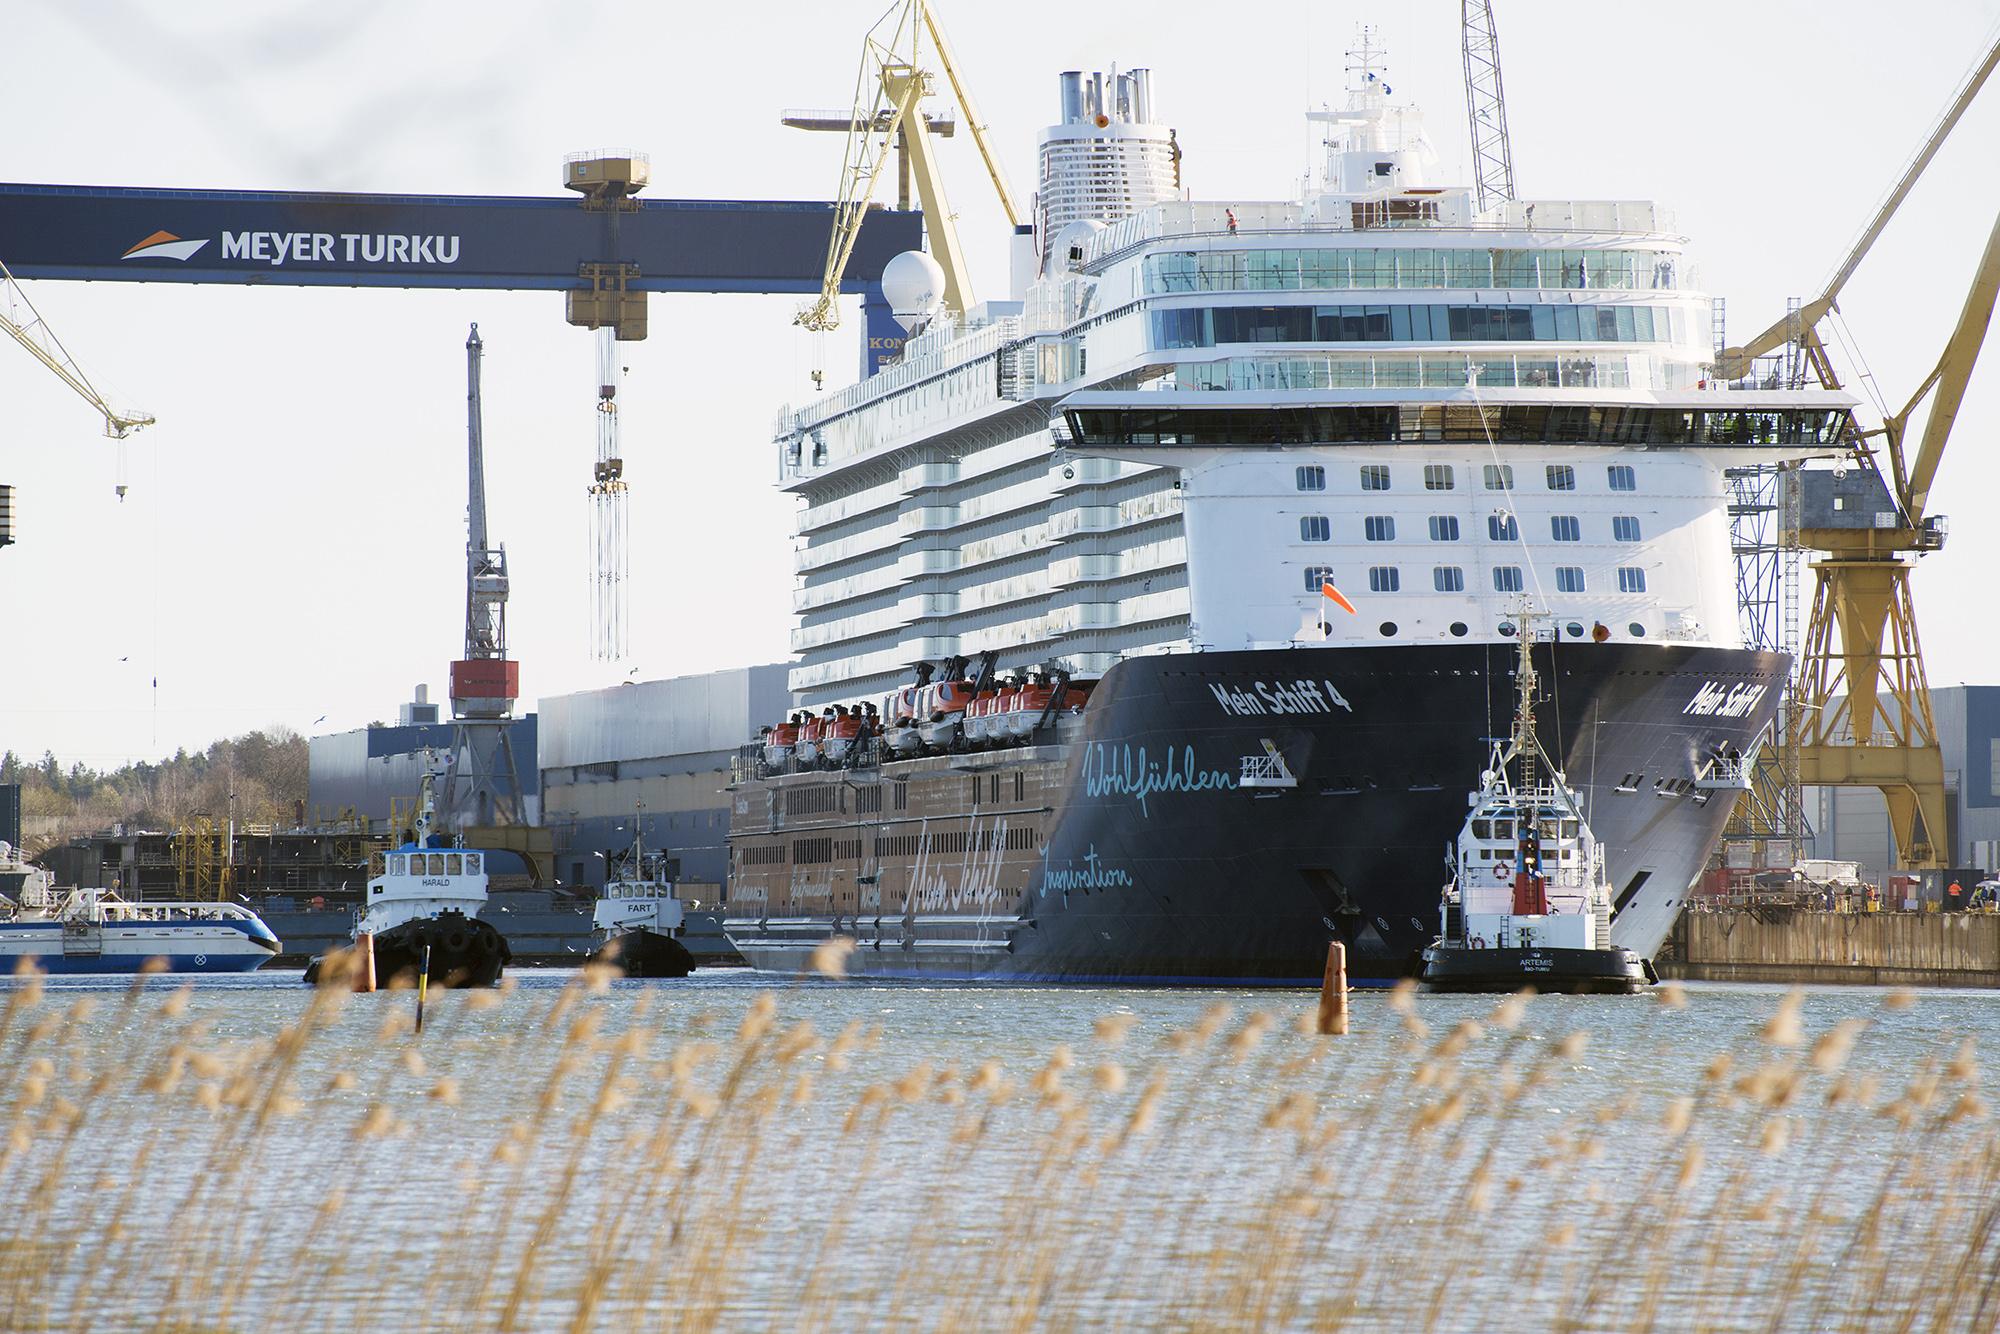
0, 952, 273, 975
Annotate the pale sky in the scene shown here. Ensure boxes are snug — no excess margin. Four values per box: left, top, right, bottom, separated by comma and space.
4, 0, 1999, 767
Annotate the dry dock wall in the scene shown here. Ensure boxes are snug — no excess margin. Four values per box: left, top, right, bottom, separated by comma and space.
1662, 910, 2000, 988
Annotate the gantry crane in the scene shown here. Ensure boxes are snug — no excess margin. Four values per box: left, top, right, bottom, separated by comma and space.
1460, 1, 1516, 213
795, 0, 1021, 333
1716, 32, 2000, 870
1, 254, 153, 523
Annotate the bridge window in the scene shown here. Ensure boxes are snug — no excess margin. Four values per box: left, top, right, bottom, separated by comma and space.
1493, 566, 1524, 593
1424, 464, 1455, 491
1488, 514, 1518, 542
1360, 464, 1391, 491
1300, 515, 1331, 542
1483, 464, 1513, 491
1296, 465, 1326, 491
1364, 515, 1396, 541
1546, 465, 1576, 491
1608, 464, 1637, 492
1433, 566, 1465, 592
466, 854, 481, 874
1556, 567, 1586, 592
1618, 567, 1648, 593
1613, 515, 1642, 542
447, 853, 462, 875
1368, 566, 1400, 593
1551, 515, 1581, 542
1428, 515, 1460, 541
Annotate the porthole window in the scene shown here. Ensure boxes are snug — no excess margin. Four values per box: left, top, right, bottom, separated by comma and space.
1628, 621, 1646, 637
1566, 621, 1585, 639
1379, 622, 1398, 637
1499, 621, 1518, 637
1449, 621, 1469, 637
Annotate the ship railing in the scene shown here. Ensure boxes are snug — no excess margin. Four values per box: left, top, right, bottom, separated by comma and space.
774, 316, 1024, 440
1157, 350, 1691, 394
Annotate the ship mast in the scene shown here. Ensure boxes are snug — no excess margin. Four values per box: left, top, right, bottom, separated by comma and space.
1510, 617, 1539, 797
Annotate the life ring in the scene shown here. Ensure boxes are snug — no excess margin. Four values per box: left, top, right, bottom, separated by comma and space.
1493, 861, 1512, 881
1471, 936, 1486, 949
193, 954, 207, 967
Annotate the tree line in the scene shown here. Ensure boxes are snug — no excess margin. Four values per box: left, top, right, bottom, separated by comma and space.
2, 728, 309, 854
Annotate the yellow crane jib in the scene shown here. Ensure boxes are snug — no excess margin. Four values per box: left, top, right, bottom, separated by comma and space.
0, 255, 154, 439
796, 0, 1018, 335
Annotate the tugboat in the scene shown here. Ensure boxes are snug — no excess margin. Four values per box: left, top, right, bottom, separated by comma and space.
303, 771, 510, 987
587, 813, 696, 979
1421, 616, 1653, 995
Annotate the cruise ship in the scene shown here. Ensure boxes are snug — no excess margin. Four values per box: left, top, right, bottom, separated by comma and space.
724, 40, 1844, 983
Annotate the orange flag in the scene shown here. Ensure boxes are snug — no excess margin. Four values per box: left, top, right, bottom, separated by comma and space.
1319, 581, 1357, 615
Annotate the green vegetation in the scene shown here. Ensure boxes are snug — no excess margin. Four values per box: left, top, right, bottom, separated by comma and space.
1, 728, 308, 853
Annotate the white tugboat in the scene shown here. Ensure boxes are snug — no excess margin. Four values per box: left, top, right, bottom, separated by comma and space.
0, 841, 281, 975
589, 812, 696, 979
1421, 616, 1652, 994
303, 771, 510, 987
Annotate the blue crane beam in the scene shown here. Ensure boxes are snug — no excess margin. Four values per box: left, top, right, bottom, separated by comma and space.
0, 182, 921, 293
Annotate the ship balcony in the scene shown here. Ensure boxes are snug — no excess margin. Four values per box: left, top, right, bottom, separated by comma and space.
897, 505, 961, 536
1049, 554, 1121, 586
896, 547, 961, 577
1047, 506, 1121, 540
899, 460, 960, 491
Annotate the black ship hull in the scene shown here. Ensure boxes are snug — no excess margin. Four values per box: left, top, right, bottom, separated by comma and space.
728, 641, 1785, 986
1419, 944, 1654, 995
305, 909, 510, 988
590, 928, 696, 979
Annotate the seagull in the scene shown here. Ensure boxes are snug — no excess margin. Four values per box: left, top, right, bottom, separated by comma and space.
119, 656, 128, 662
627, 667, 639, 676
312, 715, 327, 725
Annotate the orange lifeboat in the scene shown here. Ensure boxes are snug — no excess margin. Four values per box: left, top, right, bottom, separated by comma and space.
918, 678, 975, 751
795, 713, 825, 766
822, 706, 865, 765
763, 716, 801, 769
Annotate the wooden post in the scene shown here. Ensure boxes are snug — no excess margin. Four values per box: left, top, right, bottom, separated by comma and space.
415, 943, 431, 1033
1317, 941, 1349, 1035
352, 932, 377, 994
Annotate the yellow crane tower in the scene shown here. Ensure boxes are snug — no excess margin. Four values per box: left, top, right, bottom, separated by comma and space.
795, 0, 1021, 333
0, 254, 154, 517
1717, 32, 2000, 870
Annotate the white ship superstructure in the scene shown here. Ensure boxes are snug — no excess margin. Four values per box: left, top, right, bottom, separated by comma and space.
775, 48, 1849, 711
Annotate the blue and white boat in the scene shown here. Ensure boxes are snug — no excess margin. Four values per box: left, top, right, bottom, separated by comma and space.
0, 841, 282, 975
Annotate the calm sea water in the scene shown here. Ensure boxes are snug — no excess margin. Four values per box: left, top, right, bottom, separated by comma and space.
6, 967, 1998, 1330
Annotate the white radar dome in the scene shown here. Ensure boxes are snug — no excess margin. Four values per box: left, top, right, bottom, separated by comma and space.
1045, 218, 1106, 276
880, 250, 946, 332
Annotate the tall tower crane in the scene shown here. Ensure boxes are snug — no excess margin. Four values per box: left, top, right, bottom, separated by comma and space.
442, 324, 529, 837
1460, 1, 1516, 213
1, 254, 154, 526
795, 0, 1021, 333
1716, 31, 2000, 870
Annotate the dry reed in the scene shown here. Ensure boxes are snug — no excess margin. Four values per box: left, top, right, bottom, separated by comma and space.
0, 961, 1994, 1332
